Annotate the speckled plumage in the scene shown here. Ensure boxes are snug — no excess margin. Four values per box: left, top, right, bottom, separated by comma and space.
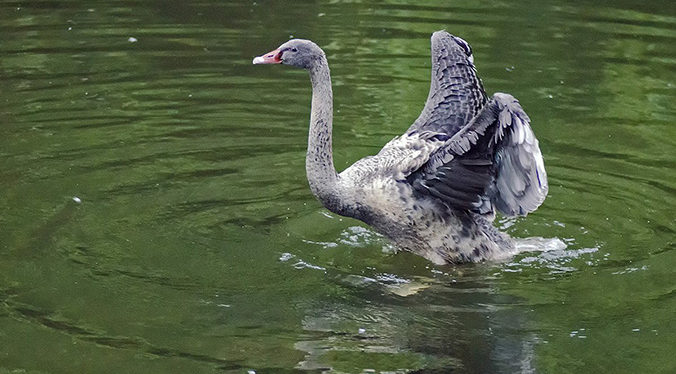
254, 30, 548, 264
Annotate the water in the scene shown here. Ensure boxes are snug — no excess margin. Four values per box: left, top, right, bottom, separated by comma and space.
1, 0, 674, 372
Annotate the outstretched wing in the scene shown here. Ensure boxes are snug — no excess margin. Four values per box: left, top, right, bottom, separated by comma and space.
407, 30, 488, 137
407, 93, 548, 217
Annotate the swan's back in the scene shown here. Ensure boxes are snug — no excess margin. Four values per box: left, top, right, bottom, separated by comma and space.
343, 31, 547, 220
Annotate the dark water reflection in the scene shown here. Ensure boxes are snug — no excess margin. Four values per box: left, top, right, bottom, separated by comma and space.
1, 0, 674, 373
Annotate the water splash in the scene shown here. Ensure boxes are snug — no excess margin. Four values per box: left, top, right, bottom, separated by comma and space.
514, 237, 568, 254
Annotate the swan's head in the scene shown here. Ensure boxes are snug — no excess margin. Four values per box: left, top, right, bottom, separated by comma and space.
253, 39, 325, 69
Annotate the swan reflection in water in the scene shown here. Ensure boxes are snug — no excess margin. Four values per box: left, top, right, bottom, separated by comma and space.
288, 261, 541, 372
254, 30, 549, 264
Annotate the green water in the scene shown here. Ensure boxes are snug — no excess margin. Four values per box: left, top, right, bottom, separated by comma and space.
1, 0, 674, 373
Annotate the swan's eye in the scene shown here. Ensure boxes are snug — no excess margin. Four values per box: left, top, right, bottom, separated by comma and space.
291, 47, 298, 52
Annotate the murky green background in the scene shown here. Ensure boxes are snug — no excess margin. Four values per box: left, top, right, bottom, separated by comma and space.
1, 0, 674, 373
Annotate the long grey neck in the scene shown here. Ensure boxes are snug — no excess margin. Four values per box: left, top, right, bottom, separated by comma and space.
306, 56, 341, 211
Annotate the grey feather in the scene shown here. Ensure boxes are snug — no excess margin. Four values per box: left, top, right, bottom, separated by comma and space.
408, 93, 548, 217
407, 31, 488, 136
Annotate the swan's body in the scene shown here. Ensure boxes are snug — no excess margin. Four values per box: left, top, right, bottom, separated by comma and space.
253, 31, 548, 264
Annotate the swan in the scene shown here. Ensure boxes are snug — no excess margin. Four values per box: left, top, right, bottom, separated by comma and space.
253, 31, 548, 264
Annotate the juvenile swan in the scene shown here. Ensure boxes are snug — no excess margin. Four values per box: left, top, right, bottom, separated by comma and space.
253, 31, 548, 264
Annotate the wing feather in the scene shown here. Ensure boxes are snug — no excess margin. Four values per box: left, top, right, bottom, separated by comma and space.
407, 31, 488, 136
407, 93, 548, 217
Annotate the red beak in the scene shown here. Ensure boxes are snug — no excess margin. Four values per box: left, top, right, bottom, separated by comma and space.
252, 48, 282, 64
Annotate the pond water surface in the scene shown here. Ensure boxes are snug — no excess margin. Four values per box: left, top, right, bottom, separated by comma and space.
1, 0, 674, 373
